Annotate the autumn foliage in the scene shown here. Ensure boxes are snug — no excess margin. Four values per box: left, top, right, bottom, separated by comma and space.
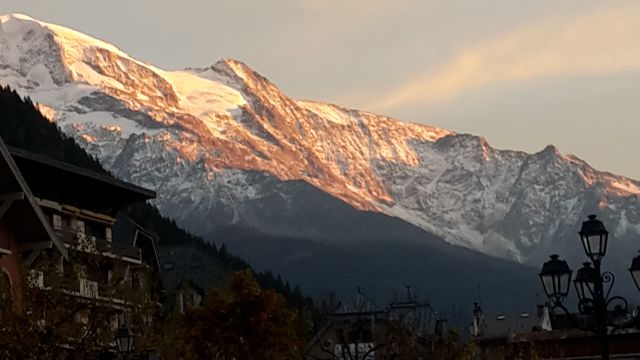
159, 270, 304, 359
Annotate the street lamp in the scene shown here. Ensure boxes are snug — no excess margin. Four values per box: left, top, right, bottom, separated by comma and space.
115, 325, 135, 355
539, 255, 572, 304
538, 214, 639, 360
574, 262, 597, 304
579, 214, 608, 263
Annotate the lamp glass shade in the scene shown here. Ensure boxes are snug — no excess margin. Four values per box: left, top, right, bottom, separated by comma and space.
574, 262, 597, 302
115, 326, 134, 353
541, 275, 555, 298
631, 269, 640, 292
539, 255, 572, 301
629, 252, 640, 292
579, 215, 608, 262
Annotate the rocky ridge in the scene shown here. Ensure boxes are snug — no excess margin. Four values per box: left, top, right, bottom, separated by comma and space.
1, 13, 639, 264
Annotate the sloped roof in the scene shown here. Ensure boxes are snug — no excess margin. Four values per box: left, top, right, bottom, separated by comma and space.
9, 147, 155, 212
0, 137, 67, 257
477, 310, 548, 339
333, 288, 385, 316
175, 279, 205, 295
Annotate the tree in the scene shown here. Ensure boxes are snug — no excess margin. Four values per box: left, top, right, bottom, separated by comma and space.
159, 270, 304, 359
428, 328, 478, 360
504, 341, 540, 360
0, 252, 158, 359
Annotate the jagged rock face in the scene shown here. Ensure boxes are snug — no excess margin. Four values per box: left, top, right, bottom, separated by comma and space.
2, 14, 639, 264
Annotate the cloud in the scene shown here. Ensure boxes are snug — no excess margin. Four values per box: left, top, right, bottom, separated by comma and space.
367, 2, 640, 111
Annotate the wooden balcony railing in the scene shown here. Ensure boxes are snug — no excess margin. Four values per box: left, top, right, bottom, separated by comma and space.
79, 278, 98, 299
54, 229, 140, 261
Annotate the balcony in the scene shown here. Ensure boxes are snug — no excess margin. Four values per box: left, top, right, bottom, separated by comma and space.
39, 274, 128, 306
54, 228, 140, 262
79, 278, 98, 299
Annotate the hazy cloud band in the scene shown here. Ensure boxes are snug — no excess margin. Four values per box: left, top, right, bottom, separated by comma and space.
369, 2, 640, 111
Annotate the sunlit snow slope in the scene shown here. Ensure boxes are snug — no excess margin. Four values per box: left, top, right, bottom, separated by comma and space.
2, 14, 639, 263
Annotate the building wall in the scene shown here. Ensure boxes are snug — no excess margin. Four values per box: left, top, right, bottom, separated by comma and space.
175, 285, 204, 314
476, 331, 640, 360
0, 222, 24, 308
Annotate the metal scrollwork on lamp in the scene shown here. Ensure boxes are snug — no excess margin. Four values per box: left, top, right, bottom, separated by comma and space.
538, 215, 640, 360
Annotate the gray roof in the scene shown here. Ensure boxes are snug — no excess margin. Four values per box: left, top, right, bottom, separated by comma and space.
333, 289, 384, 315
477, 312, 546, 339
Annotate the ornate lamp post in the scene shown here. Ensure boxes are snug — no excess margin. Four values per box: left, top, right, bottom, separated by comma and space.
579, 215, 609, 263
115, 325, 135, 359
538, 215, 638, 360
539, 255, 572, 304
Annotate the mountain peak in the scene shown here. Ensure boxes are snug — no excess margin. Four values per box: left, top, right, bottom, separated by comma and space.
0, 13, 132, 64
0, 13, 36, 22
0, 13, 45, 34
217, 58, 249, 68
211, 58, 251, 76
210, 58, 272, 92
534, 144, 563, 159
3, 16, 639, 263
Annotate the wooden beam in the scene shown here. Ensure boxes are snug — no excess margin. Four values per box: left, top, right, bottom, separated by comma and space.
25, 249, 43, 267
0, 192, 24, 217
0, 200, 12, 218
0, 191, 24, 201
25, 250, 39, 266
0, 141, 67, 259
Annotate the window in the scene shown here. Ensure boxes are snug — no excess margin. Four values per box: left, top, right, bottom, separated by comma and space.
85, 221, 106, 242
62, 215, 71, 230
52, 213, 62, 229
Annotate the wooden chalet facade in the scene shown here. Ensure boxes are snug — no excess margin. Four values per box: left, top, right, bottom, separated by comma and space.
0, 140, 68, 308
0, 136, 162, 354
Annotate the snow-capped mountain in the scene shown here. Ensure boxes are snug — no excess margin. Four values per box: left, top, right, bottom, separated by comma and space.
2, 13, 639, 264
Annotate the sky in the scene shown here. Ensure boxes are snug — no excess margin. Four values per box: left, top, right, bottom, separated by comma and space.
2, 0, 639, 179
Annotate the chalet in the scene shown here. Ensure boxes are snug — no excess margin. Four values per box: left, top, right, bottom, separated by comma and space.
470, 303, 552, 359
173, 279, 204, 314
0, 136, 162, 353
9, 144, 159, 299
